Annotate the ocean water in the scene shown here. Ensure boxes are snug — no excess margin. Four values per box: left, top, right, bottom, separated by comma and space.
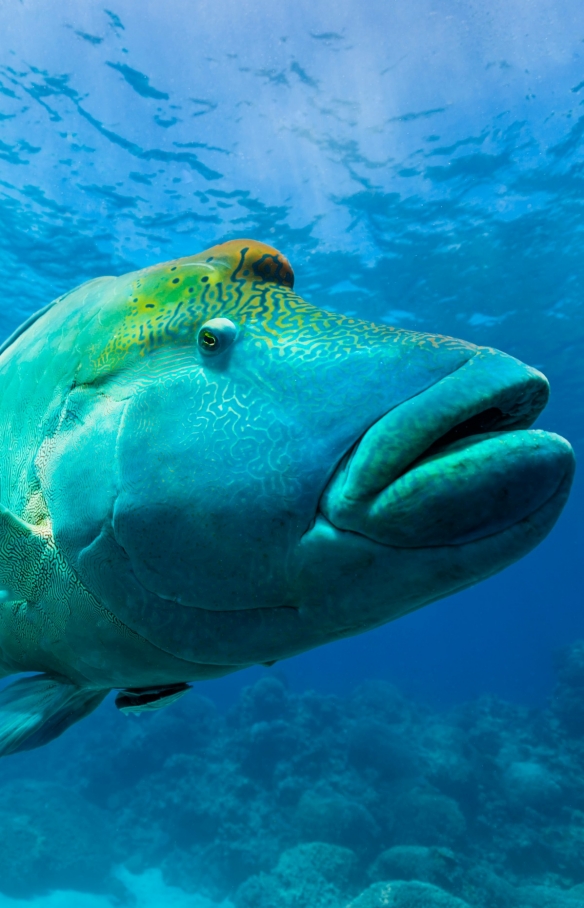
0, 1, 583, 906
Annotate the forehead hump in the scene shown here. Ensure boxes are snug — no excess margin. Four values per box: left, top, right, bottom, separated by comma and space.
90, 240, 296, 375
140, 238, 294, 302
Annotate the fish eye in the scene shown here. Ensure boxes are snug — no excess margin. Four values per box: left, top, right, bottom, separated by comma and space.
197, 317, 237, 356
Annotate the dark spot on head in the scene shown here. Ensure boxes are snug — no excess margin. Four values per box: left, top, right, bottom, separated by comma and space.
188, 287, 194, 292
172, 278, 180, 284
251, 253, 295, 289
171, 266, 177, 271
145, 303, 155, 309
133, 298, 138, 302
206, 256, 214, 262
201, 276, 209, 283
243, 269, 249, 276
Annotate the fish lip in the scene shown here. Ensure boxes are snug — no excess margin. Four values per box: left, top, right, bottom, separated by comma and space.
319, 349, 552, 527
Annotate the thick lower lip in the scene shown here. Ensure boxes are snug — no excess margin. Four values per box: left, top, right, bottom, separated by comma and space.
320, 350, 575, 547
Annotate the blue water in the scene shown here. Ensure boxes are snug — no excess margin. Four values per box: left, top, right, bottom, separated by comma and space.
0, 1, 583, 906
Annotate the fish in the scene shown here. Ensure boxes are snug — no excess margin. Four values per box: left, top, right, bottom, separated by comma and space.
0, 239, 575, 755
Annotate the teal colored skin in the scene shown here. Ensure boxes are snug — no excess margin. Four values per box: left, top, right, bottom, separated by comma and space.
0, 240, 575, 750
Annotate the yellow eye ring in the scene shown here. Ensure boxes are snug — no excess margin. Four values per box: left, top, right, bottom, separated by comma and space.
197, 317, 237, 356
200, 330, 218, 349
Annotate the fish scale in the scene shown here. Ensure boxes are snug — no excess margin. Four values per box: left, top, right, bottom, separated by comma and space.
0, 238, 574, 755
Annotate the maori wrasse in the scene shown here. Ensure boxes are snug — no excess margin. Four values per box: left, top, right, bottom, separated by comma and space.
0, 240, 574, 754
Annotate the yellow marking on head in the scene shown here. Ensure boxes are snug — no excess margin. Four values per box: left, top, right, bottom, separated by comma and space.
81, 238, 475, 382
91, 240, 296, 376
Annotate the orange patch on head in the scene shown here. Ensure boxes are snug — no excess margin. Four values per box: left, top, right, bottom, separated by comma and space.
192, 239, 295, 289
86, 240, 296, 378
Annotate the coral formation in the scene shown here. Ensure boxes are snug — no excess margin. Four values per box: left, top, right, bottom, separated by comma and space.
0, 781, 115, 897
3, 643, 584, 907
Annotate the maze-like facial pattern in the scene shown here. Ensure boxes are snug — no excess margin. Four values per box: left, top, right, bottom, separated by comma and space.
85, 239, 475, 385
0, 238, 506, 682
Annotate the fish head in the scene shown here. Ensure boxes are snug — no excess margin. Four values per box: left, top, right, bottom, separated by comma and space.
46, 240, 575, 668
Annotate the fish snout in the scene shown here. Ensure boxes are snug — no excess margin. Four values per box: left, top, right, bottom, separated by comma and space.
320, 351, 575, 547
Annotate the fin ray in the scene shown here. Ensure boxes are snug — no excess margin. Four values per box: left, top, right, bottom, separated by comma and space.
0, 674, 108, 756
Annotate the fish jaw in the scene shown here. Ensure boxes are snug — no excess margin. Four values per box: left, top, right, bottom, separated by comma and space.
296, 464, 574, 644
320, 347, 575, 547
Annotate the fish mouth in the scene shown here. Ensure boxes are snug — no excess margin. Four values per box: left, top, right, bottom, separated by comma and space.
320, 349, 575, 547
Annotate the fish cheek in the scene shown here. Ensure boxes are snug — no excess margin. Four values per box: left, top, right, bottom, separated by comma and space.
36, 391, 126, 570
111, 373, 298, 611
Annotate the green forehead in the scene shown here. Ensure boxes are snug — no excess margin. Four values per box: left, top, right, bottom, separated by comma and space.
94, 240, 307, 369
139, 238, 294, 303
83, 238, 466, 380
131, 243, 297, 326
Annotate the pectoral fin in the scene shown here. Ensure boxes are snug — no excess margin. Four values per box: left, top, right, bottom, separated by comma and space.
0, 674, 108, 756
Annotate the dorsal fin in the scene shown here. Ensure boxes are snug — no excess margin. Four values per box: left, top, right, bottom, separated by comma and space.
199, 239, 294, 289
0, 303, 56, 359
0, 276, 114, 360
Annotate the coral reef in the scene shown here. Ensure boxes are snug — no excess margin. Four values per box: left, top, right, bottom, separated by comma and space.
0, 781, 116, 897
2, 642, 584, 907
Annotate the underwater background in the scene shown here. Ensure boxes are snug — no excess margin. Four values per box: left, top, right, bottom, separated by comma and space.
0, 1, 583, 906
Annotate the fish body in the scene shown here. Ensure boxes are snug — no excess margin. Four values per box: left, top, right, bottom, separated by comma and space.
0, 240, 574, 753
